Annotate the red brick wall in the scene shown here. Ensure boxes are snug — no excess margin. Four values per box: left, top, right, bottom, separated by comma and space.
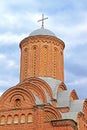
0, 104, 78, 130
20, 35, 65, 82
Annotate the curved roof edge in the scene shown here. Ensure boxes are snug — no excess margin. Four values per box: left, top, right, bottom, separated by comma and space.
29, 27, 56, 37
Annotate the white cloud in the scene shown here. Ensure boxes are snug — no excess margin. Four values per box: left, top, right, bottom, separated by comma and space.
67, 77, 87, 87
7, 60, 16, 67
0, 54, 6, 60
0, 77, 19, 93
0, 33, 26, 45
0, 80, 12, 88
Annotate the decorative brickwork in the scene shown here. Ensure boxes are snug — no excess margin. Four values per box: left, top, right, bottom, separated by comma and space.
24, 48, 28, 79
0, 27, 87, 130
20, 36, 65, 82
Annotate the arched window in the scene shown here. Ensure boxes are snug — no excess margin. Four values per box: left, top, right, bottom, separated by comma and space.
14, 115, 18, 124
32, 46, 39, 76
24, 48, 28, 78
33, 46, 37, 76
53, 48, 57, 77
0, 115, 5, 125
20, 114, 25, 124
7, 115, 12, 125
27, 114, 33, 123
15, 98, 21, 108
43, 46, 48, 76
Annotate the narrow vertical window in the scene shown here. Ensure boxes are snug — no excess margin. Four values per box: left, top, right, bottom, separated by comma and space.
54, 48, 57, 77
20, 114, 25, 124
60, 51, 63, 80
27, 114, 33, 123
24, 48, 28, 78
0, 115, 5, 125
44, 46, 48, 76
7, 115, 12, 125
14, 115, 19, 124
33, 46, 37, 76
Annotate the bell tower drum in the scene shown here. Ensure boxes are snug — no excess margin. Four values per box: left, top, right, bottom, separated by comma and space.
19, 15, 65, 82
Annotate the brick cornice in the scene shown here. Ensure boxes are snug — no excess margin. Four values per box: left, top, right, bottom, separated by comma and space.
19, 35, 65, 49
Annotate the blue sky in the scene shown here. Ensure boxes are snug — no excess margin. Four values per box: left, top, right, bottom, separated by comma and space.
0, 0, 87, 99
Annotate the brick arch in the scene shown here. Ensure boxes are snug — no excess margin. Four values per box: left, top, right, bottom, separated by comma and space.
54, 47, 58, 51
43, 44, 49, 49
23, 47, 28, 51
26, 77, 53, 99
44, 105, 61, 121
83, 99, 87, 119
18, 81, 47, 103
57, 82, 67, 91
31, 45, 38, 49
77, 111, 84, 119
44, 111, 57, 122
70, 89, 79, 100
0, 86, 35, 109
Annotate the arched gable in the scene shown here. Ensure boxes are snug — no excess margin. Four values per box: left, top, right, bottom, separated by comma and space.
83, 99, 87, 119
58, 82, 67, 91
0, 86, 35, 110
70, 89, 79, 100
18, 81, 47, 103
22, 77, 53, 99
44, 105, 61, 121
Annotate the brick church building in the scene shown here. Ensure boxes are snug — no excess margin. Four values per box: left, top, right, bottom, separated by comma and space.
0, 15, 87, 130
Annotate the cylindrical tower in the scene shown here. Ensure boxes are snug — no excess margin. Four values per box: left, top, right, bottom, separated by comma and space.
20, 27, 65, 82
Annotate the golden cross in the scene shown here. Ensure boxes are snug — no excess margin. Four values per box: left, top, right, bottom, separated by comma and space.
38, 14, 48, 28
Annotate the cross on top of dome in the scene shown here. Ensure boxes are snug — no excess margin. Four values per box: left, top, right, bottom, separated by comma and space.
29, 14, 56, 37
38, 14, 48, 28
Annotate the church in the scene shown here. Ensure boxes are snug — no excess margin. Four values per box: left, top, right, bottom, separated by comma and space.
0, 15, 87, 130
